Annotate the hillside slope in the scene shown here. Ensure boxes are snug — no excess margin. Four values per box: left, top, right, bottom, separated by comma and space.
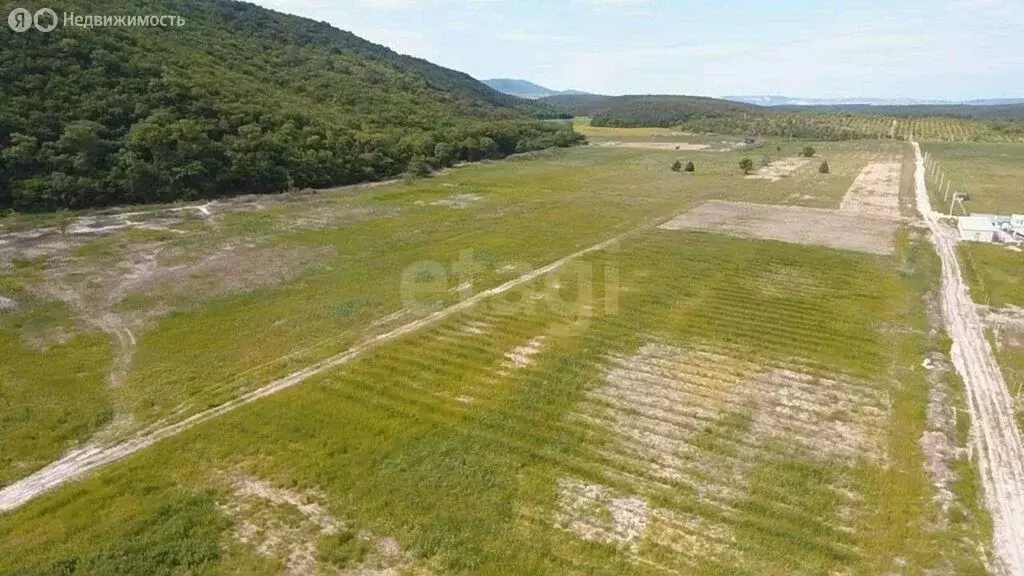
484, 78, 589, 100
484, 78, 559, 99
0, 0, 579, 211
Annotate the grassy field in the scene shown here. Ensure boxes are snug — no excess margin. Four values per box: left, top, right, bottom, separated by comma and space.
0, 141, 904, 486
920, 142, 1024, 214
959, 243, 1024, 309
0, 142, 992, 574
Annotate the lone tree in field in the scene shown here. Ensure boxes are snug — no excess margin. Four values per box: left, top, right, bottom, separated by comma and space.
818, 160, 830, 174
801, 146, 817, 158
739, 158, 754, 174
684, 161, 695, 172
671, 159, 682, 172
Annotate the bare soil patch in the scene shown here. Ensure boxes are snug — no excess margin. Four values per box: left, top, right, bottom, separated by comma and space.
558, 341, 888, 562
745, 368, 889, 466
920, 351, 967, 528
419, 194, 482, 209
745, 157, 810, 181
459, 319, 490, 335
658, 200, 899, 255
554, 477, 649, 553
587, 343, 889, 477
219, 475, 414, 575
502, 335, 546, 372
840, 162, 902, 219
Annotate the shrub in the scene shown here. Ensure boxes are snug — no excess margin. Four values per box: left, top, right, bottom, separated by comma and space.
818, 160, 830, 174
670, 160, 682, 172
684, 161, 695, 172
739, 158, 754, 174
801, 146, 817, 157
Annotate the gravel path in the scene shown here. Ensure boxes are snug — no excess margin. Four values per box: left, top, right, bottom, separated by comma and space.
913, 142, 1024, 575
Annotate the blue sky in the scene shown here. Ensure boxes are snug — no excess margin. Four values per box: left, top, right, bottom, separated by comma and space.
251, 0, 1023, 99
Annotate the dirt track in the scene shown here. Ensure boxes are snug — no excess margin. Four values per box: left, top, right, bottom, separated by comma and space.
0, 218, 662, 513
913, 142, 1024, 575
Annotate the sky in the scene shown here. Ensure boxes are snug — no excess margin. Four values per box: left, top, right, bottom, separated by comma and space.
250, 0, 1024, 100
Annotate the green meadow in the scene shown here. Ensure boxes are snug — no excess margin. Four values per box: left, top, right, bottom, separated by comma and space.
0, 141, 991, 574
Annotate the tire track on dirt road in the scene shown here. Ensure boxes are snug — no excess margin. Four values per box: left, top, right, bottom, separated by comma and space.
913, 142, 1024, 575
0, 219, 657, 513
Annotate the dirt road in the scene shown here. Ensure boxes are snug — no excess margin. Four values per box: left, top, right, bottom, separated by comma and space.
913, 142, 1024, 575
0, 220, 654, 513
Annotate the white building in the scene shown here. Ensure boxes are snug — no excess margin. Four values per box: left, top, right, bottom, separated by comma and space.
957, 216, 997, 243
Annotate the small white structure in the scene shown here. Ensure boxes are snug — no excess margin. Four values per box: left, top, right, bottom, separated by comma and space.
957, 216, 997, 243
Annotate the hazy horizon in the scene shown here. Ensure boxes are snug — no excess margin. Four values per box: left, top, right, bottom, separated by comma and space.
250, 0, 1023, 101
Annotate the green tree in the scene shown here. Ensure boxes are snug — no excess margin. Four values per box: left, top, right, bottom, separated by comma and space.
0, 0, 586, 212
407, 156, 432, 177
739, 158, 754, 174
802, 146, 817, 157
818, 161, 830, 174
433, 142, 457, 167
478, 136, 500, 159
670, 160, 682, 172
462, 137, 481, 162
684, 161, 695, 172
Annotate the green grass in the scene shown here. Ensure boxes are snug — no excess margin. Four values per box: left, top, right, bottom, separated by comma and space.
0, 142, 991, 573
0, 220, 989, 574
958, 242, 1024, 308
0, 261, 113, 487
1, 142, 899, 453
921, 142, 1024, 214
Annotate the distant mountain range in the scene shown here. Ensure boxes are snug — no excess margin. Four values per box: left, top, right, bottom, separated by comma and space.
484, 78, 589, 100
725, 95, 1024, 107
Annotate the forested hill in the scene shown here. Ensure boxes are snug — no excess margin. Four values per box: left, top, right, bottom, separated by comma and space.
0, 0, 579, 211
540, 94, 757, 126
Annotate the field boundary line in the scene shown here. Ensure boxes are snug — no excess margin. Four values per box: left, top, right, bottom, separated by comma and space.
0, 216, 668, 513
